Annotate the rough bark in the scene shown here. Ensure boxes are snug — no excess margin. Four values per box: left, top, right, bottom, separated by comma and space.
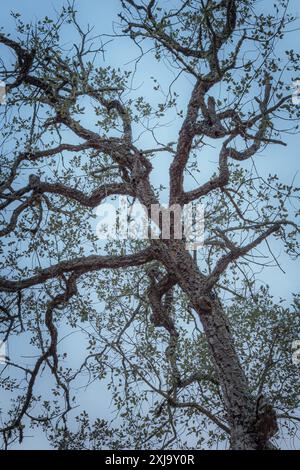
155, 239, 278, 449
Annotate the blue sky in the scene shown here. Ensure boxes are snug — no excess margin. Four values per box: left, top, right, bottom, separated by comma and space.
1, 0, 300, 449
2, 0, 299, 298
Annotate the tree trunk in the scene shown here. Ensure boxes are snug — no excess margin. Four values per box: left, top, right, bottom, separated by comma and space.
158, 240, 278, 449
199, 300, 263, 449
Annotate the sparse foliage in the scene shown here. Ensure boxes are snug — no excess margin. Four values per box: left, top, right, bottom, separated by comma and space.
0, 0, 300, 450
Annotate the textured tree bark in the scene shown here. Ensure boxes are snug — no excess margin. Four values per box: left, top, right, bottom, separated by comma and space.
157, 239, 277, 449
199, 300, 260, 450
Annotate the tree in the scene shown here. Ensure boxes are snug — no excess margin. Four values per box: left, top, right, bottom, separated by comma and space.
0, 0, 300, 450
